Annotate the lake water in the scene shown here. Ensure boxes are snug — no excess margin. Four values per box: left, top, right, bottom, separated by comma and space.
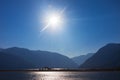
0, 71, 120, 80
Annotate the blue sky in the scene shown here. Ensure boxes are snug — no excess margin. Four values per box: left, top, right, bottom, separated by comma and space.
0, 0, 120, 57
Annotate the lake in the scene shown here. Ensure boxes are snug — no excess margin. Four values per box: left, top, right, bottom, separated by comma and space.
0, 71, 120, 80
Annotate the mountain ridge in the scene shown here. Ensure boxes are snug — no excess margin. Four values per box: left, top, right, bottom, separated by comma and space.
0, 47, 78, 69
72, 53, 94, 65
80, 43, 120, 69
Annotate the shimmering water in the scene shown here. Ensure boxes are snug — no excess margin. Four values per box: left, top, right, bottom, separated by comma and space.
0, 71, 120, 80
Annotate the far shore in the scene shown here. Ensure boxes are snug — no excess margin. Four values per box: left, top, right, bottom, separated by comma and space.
0, 68, 120, 72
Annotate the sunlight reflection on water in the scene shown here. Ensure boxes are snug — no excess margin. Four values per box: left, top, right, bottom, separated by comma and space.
0, 71, 120, 80
31, 72, 79, 80
29, 71, 120, 80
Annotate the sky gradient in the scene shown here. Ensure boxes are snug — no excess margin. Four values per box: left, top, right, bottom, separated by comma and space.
0, 0, 120, 57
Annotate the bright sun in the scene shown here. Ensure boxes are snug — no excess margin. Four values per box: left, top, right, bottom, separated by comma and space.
47, 13, 62, 30
41, 8, 65, 32
48, 14, 61, 27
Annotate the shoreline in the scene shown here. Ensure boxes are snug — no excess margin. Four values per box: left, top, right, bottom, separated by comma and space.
0, 69, 120, 72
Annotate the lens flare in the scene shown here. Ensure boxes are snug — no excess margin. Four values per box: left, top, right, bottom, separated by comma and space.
50, 15, 60, 25
41, 8, 65, 32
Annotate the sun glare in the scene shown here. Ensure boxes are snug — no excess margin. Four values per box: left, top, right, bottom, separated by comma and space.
41, 8, 65, 32
48, 14, 61, 27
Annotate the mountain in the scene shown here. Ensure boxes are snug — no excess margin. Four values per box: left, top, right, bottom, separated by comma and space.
72, 53, 94, 65
0, 47, 78, 69
80, 43, 120, 69
0, 52, 32, 70
0, 48, 3, 51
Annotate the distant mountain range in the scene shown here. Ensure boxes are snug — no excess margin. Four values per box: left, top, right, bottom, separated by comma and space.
0, 47, 78, 69
80, 43, 120, 69
0, 43, 120, 70
0, 51, 32, 70
71, 53, 94, 66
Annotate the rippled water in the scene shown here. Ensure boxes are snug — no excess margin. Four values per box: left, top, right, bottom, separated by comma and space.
0, 71, 120, 80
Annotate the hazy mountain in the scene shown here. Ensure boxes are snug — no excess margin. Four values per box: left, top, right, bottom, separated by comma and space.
0, 47, 78, 69
80, 43, 120, 69
0, 48, 3, 51
0, 52, 32, 70
72, 53, 94, 65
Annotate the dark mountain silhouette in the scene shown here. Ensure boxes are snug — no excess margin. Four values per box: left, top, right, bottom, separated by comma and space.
72, 53, 94, 65
0, 47, 78, 69
0, 52, 32, 70
80, 43, 120, 69
0, 48, 3, 51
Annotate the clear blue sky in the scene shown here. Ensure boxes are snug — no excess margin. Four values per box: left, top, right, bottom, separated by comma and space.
0, 0, 120, 57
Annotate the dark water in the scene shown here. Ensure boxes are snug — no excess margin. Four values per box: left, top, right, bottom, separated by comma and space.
0, 71, 120, 80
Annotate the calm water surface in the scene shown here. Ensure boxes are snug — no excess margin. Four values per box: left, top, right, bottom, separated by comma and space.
0, 71, 120, 80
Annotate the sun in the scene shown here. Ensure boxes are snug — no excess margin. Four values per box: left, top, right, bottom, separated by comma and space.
48, 14, 61, 26
47, 14, 62, 29
41, 8, 65, 32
